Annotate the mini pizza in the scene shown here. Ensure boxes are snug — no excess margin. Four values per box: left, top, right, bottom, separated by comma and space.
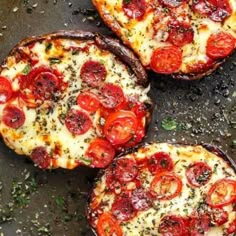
87, 143, 236, 236
0, 31, 152, 169
93, 0, 236, 79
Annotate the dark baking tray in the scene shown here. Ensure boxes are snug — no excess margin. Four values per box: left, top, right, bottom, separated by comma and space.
0, 1, 235, 235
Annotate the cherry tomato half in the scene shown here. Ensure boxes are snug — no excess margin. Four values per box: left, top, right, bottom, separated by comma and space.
0, 77, 13, 104
77, 91, 100, 112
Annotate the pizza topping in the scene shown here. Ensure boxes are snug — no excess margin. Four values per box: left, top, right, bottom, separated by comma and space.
111, 194, 135, 221
31, 146, 51, 169
167, 21, 194, 47
0, 77, 13, 104
206, 178, 236, 208
96, 212, 123, 236
160, 0, 185, 8
80, 60, 107, 87
189, 212, 210, 235
77, 91, 100, 112
105, 167, 121, 191
65, 109, 92, 135
150, 172, 182, 200
150, 46, 182, 74
100, 83, 124, 109
104, 110, 138, 145
147, 152, 174, 174
122, 0, 147, 20
85, 138, 115, 168
206, 31, 235, 59
227, 219, 236, 234
130, 188, 152, 211
113, 158, 138, 183
158, 215, 186, 236
2, 105, 25, 129
186, 162, 212, 187
210, 208, 229, 226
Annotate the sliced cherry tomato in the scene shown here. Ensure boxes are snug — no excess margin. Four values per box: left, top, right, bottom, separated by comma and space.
158, 215, 186, 236
186, 162, 212, 187
85, 138, 115, 168
77, 91, 100, 112
80, 60, 107, 87
113, 158, 138, 183
65, 109, 92, 135
147, 152, 174, 174
210, 208, 229, 226
104, 110, 138, 145
100, 83, 124, 109
167, 21, 194, 47
150, 46, 182, 74
0, 77, 13, 104
122, 0, 147, 20
31, 146, 51, 169
2, 105, 25, 129
96, 212, 123, 236
111, 194, 135, 221
150, 172, 182, 200
189, 212, 210, 236
206, 178, 236, 208
160, 0, 185, 8
130, 188, 152, 211
131, 102, 149, 118
227, 219, 236, 234
206, 32, 235, 59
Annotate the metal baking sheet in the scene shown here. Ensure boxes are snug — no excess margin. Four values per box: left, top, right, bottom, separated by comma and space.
0, 1, 235, 235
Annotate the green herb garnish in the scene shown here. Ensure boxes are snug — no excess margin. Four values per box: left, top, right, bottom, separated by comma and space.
161, 117, 178, 131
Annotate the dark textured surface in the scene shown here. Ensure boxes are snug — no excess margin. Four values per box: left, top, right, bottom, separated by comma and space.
0, 0, 235, 235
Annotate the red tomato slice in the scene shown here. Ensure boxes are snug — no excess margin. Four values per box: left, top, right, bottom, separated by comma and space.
111, 194, 135, 221
122, 0, 147, 20
31, 146, 51, 169
158, 215, 186, 236
0, 77, 13, 104
206, 32, 235, 59
210, 208, 229, 226
189, 212, 210, 236
96, 212, 123, 236
150, 172, 182, 200
85, 138, 115, 168
80, 60, 107, 87
227, 219, 236, 234
65, 109, 92, 135
147, 152, 174, 174
150, 46, 182, 74
104, 110, 138, 145
77, 91, 100, 112
130, 188, 152, 211
206, 178, 236, 208
100, 83, 124, 109
186, 162, 212, 187
113, 158, 138, 183
2, 105, 25, 129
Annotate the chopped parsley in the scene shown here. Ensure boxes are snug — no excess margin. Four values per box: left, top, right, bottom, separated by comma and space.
161, 117, 178, 131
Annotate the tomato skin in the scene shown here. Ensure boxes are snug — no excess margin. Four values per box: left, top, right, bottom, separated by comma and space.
150, 172, 182, 200
77, 91, 100, 112
186, 162, 212, 187
2, 105, 25, 129
31, 146, 51, 169
206, 178, 236, 208
85, 138, 115, 168
0, 77, 13, 104
122, 0, 147, 20
227, 219, 236, 234
206, 32, 235, 59
104, 110, 138, 145
150, 46, 182, 74
96, 212, 123, 236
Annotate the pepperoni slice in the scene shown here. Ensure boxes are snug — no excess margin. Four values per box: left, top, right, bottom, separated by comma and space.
186, 162, 212, 187
31, 146, 51, 169
2, 105, 25, 129
0, 77, 13, 104
147, 152, 174, 174
85, 138, 115, 168
122, 0, 147, 20
100, 83, 124, 109
160, 0, 184, 8
206, 32, 235, 59
80, 60, 107, 87
77, 91, 100, 112
113, 158, 138, 183
189, 212, 210, 236
96, 212, 123, 236
167, 21, 194, 47
65, 109, 92, 135
111, 194, 135, 221
150, 46, 182, 74
130, 188, 152, 211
